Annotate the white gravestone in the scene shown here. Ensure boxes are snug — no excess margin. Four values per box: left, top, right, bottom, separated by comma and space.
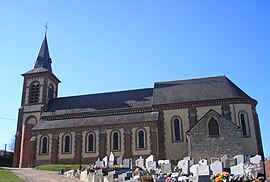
136, 158, 144, 168
250, 155, 262, 164
198, 164, 210, 176
230, 162, 244, 175
161, 163, 172, 174
158, 159, 170, 165
109, 152, 115, 167
177, 159, 190, 175
199, 159, 208, 165
117, 156, 123, 165
145, 155, 154, 169
234, 154, 245, 165
220, 155, 228, 163
102, 156, 108, 167
210, 161, 223, 175
190, 164, 199, 177
123, 159, 130, 168
147, 161, 157, 170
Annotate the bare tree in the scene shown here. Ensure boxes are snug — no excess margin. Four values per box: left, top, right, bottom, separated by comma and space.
9, 135, 15, 152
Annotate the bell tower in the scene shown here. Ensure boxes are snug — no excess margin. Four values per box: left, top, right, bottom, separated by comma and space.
13, 35, 60, 167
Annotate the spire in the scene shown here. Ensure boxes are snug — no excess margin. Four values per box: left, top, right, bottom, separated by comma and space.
33, 35, 52, 73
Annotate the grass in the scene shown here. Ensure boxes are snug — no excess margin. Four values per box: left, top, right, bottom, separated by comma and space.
0, 168, 24, 182
34, 164, 88, 172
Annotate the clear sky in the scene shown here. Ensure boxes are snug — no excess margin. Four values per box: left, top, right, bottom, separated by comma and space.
0, 1, 269, 157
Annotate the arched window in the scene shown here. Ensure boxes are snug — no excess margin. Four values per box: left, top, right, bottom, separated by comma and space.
29, 82, 40, 103
87, 133, 95, 152
172, 117, 183, 142
63, 135, 71, 153
41, 136, 48, 154
48, 84, 54, 99
208, 118, 219, 136
112, 131, 120, 151
137, 129, 146, 149
239, 112, 250, 137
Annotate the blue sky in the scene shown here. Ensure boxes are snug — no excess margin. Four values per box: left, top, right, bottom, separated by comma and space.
0, 1, 269, 157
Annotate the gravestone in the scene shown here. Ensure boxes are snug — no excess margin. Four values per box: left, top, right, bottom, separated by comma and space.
117, 156, 123, 165
96, 158, 104, 167
190, 164, 199, 177
230, 162, 244, 175
234, 154, 245, 165
199, 159, 208, 165
224, 158, 237, 168
96, 169, 103, 175
103, 156, 108, 167
109, 152, 115, 167
198, 164, 210, 176
158, 159, 170, 165
64, 170, 75, 178
243, 162, 262, 180
123, 159, 130, 168
147, 161, 157, 170
145, 155, 154, 168
250, 155, 262, 164
135, 156, 144, 168
210, 157, 220, 164
220, 155, 228, 163
210, 161, 223, 175
160, 163, 172, 174
177, 159, 190, 175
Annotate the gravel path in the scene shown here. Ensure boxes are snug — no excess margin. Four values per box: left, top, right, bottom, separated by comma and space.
6, 168, 80, 182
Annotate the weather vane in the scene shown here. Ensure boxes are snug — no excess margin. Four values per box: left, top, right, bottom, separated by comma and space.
45, 22, 48, 35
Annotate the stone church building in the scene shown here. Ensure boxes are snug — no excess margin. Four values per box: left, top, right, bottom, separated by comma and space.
13, 35, 264, 168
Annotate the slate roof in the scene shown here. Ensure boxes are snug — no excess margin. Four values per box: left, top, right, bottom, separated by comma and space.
152, 76, 251, 105
32, 112, 159, 130
44, 76, 252, 113
45, 88, 153, 112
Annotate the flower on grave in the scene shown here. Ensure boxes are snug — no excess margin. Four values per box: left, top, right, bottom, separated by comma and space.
210, 172, 230, 182
165, 176, 176, 182
111, 164, 123, 170
252, 176, 265, 182
94, 165, 103, 170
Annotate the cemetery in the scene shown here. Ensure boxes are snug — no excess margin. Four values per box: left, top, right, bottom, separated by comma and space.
60, 152, 265, 182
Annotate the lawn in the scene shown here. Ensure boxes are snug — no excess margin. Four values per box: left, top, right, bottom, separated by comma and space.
0, 168, 24, 182
34, 164, 88, 172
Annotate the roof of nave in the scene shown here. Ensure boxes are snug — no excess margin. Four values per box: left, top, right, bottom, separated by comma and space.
45, 88, 154, 112
153, 76, 252, 105
32, 112, 159, 130
44, 76, 253, 113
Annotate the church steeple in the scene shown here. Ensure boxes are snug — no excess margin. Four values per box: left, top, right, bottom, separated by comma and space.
33, 35, 52, 73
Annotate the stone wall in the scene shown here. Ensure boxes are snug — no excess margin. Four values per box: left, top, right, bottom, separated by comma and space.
189, 110, 244, 163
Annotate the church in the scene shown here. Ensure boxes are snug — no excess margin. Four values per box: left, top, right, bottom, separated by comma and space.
13, 35, 264, 168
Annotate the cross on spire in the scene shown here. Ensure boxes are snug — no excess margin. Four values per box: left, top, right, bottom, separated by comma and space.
45, 22, 48, 35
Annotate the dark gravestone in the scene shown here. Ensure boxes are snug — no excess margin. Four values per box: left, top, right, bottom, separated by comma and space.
224, 158, 237, 168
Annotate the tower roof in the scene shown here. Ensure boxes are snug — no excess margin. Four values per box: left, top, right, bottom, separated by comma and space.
33, 35, 52, 73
